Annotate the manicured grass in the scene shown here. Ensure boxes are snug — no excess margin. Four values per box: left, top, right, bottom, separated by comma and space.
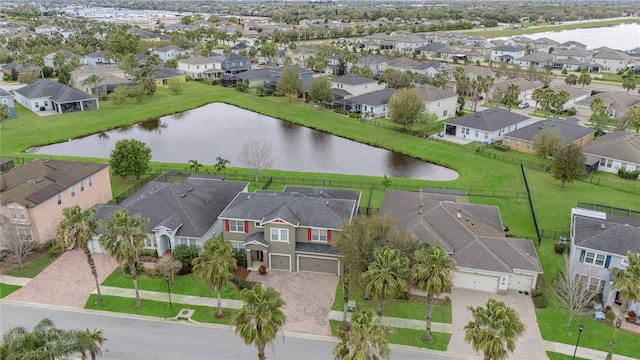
329, 320, 450, 351
4, 251, 56, 278
0, 283, 22, 298
465, 18, 638, 38
101, 269, 242, 300
332, 277, 452, 324
84, 294, 237, 325
546, 352, 589, 360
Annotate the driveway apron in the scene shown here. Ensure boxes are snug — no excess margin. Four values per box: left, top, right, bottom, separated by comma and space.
6, 250, 118, 308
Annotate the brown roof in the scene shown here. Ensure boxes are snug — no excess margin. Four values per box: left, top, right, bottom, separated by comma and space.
0, 159, 108, 207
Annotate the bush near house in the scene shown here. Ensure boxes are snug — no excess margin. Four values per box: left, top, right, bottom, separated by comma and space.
532, 274, 549, 309
618, 169, 639, 180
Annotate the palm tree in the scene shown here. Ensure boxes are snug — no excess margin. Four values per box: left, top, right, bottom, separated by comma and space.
79, 328, 107, 360
432, 71, 448, 89
0, 318, 103, 359
192, 237, 237, 318
362, 246, 410, 316
411, 246, 457, 343
82, 74, 103, 95
333, 309, 393, 360
188, 159, 203, 173
0, 104, 9, 128
232, 285, 287, 360
464, 299, 525, 360
611, 251, 640, 329
99, 209, 148, 308
503, 83, 521, 111
56, 205, 103, 303
481, 75, 494, 106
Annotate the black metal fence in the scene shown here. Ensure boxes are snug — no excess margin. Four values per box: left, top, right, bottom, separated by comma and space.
581, 176, 640, 195
474, 148, 551, 172
576, 202, 640, 218
112, 170, 164, 204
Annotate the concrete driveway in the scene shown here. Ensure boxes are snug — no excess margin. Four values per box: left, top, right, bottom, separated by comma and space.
6, 250, 118, 308
449, 288, 548, 360
247, 271, 338, 336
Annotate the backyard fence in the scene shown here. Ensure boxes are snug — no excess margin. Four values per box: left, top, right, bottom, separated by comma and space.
576, 202, 640, 218
581, 176, 640, 195
474, 148, 551, 172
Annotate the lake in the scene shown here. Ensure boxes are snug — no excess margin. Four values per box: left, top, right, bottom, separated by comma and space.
36, 103, 459, 181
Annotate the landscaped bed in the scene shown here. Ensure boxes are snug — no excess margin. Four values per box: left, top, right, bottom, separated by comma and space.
0, 283, 22, 298
329, 320, 450, 351
2, 251, 57, 278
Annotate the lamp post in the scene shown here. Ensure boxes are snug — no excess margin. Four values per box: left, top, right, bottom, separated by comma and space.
165, 275, 172, 309
572, 324, 584, 360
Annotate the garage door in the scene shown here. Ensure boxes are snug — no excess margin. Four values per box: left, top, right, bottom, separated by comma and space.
509, 274, 534, 292
454, 272, 499, 293
298, 256, 339, 275
88, 238, 105, 254
269, 254, 291, 271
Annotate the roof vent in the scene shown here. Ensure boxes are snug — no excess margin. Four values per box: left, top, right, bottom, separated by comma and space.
187, 187, 193, 192
180, 193, 187, 198
325, 200, 330, 205
600, 223, 605, 229
419, 209, 423, 214
457, 212, 462, 220
247, 195, 252, 199
420, 202, 424, 207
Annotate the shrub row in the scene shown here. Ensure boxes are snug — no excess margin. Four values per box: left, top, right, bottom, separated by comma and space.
618, 168, 640, 180
554, 243, 570, 255
532, 274, 549, 309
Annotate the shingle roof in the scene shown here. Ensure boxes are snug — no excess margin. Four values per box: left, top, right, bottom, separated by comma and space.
178, 55, 213, 65
575, 92, 640, 112
330, 74, 377, 86
516, 52, 554, 62
380, 190, 542, 274
346, 88, 395, 107
464, 64, 495, 77
15, 80, 96, 103
0, 159, 108, 207
415, 42, 446, 52
445, 108, 530, 132
416, 84, 456, 102
573, 211, 640, 256
0, 88, 10, 97
386, 57, 422, 68
155, 45, 186, 53
492, 45, 525, 52
581, 131, 640, 165
235, 69, 272, 81
295, 241, 337, 255
504, 117, 594, 143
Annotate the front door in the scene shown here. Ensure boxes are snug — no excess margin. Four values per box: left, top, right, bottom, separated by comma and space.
257, 251, 264, 262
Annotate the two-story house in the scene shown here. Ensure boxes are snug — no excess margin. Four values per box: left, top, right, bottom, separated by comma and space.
0, 159, 112, 245
490, 45, 525, 64
0, 88, 17, 119
415, 84, 458, 120
212, 52, 251, 75
219, 187, 361, 274
515, 52, 554, 68
501, 117, 595, 154
569, 207, 640, 314
330, 74, 387, 110
552, 47, 593, 71
85, 51, 115, 67
152, 45, 189, 63
177, 55, 223, 79
590, 50, 632, 74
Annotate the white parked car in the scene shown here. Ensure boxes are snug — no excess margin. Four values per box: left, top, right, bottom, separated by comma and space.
517, 102, 530, 109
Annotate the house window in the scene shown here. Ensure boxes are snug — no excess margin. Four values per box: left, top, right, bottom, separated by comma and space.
17, 227, 33, 241
44, 101, 48, 107
606, 159, 613, 168
69, 186, 75, 198
526, 142, 532, 150
484, 132, 488, 139
80, 181, 85, 192
35, 102, 39, 107
56, 194, 62, 205
144, 237, 157, 248
584, 251, 606, 267
17, 208, 26, 220
88, 176, 93, 187
516, 140, 521, 148
270, 228, 289, 242
621, 257, 629, 266
311, 229, 328, 242
443, 110, 448, 117
600, 158, 606, 166
578, 275, 605, 292
474, 130, 479, 137
505, 138, 510, 145
229, 220, 245, 233
620, 163, 627, 170
254, 221, 263, 228
228, 241, 246, 253
9, 208, 17, 220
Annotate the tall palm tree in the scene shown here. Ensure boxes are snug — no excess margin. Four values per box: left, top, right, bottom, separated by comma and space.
481, 75, 494, 106
56, 205, 103, 303
99, 209, 148, 308
432, 71, 448, 89
411, 246, 457, 343
192, 237, 237, 318
79, 328, 107, 360
362, 246, 410, 316
188, 159, 203, 173
611, 251, 640, 329
82, 74, 103, 95
503, 83, 521, 111
232, 285, 287, 360
333, 309, 393, 360
464, 299, 525, 360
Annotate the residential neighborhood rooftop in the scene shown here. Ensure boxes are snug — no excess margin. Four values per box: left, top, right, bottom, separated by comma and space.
445, 108, 529, 132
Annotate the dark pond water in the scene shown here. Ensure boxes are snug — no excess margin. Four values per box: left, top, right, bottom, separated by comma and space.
36, 103, 458, 181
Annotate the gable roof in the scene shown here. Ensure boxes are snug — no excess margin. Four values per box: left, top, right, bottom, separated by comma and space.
492, 45, 525, 52
94, 176, 248, 238
381, 190, 542, 274
415, 42, 446, 52
575, 92, 640, 112
330, 74, 377, 86
415, 84, 456, 102
494, 78, 542, 92
516, 52, 554, 62
572, 209, 640, 256
581, 131, 640, 165
445, 108, 530, 132
504, 117, 594, 143
346, 88, 395, 107
178, 55, 214, 65
155, 45, 186, 53
386, 56, 422, 68
15, 80, 96, 103
0, 159, 108, 207
464, 64, 495, 77
0, 88, 11, 97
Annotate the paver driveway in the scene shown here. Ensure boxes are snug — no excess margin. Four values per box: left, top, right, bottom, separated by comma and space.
449, 288, 548, 360
6, 250, 118, 308
247, 271, 338, 336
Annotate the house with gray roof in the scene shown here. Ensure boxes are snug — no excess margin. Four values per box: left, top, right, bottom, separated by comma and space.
581, 131, 640, 177
575, 92, 640, 119
218, 186, 361, 274
14, 80, 98, 114
515, 51, 554, 68
415, 84, 457, 120
152, 45, 188, 63
344, 88, 395, 118
490, 45, 525, 64
569, 207, 640, 313
330, 74, 386, 100
90, 174, 249, 256
444, 108, 530, 143
501, 117, 595, 154
0, 88, 16, 119
590, 50, 631, 74
381, 190, 542, 293
412, 60, 453, 78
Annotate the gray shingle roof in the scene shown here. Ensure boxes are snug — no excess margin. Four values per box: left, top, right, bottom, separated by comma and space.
244, 231, 269, 246
346, 88, 395, 107
415, 42, 446, 52
445, 108, 529, 132
0, 88, 10, 97
493, 45, 525, 52
416, 84, 456, 102
15, 80, 95, 103
504, 117, 594, 143
573, 213, 640, 256
581, 131, 640, 165
330, 74, 376, 86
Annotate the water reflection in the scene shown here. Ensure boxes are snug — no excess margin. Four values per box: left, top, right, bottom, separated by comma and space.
37, 103, 458, 181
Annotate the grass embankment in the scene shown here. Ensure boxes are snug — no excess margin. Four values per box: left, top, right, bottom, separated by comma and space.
465, 18, 638, 38
0, 283, 22, 298
546, 352, 588, 360
101, 269, 242, 300
84, 294, 237, 325
3, 252, 56, 278
329, 320, 450, 351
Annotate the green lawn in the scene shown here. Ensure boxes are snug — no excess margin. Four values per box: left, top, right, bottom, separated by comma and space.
0, 283, 22, 298
546, 352, 589, 360
84, 294, 237, 325
332, 277, 452, 324
329, 320, 450, 351
4, 251, 56, 278
101, 269, 242, 300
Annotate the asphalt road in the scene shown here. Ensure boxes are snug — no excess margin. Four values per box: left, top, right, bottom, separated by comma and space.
0, 302, 467, 360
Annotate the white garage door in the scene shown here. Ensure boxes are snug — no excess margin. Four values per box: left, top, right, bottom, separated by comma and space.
454, 272, 499, 293
509, 274, 534, 292
88, 238, 105, 254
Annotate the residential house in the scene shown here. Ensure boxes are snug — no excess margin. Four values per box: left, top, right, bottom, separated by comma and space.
464, 64, 496, 79
152, 45, 188, 63
569, 207, 640, 314
490, 45, 525, 64
411, 60, 454, 78
575, 92, 640, 119
218, 186, 361, 274
262, 66, 314, 93
85, 51, 115, 66
414, 42, 447, 58
1, 63, 42, 80
381, 190, 543, 293
415, 84, 457, 120
383, 32, 427, 53
581, 131, 640, 177
0, 159, 112, 245
345, 88, 395, 118
552, 47, 593, 71
501, 117, 595, 154
230, 42, 250, 55
356, 55, 389, 76
178, 56, 223, 79
34, 24, 56, 36
233, 69, 273, 88
44, 50, 84, 69
151, 67, 186, 87
551, 85, 591, 111
515, 52, 554, 69
90, 174, 248, 256
532, 37, 559, 53
288, 47, 317, 67
444, 108, 530, 143
590, 50, 632, 74
386, 57, 422, 73
557, 41, 587, 50
14, 80, 99, 114
212, 53, 251, 75
128, 28, 170, 42
493, 78, 543, 105
71, 66, 129, 95
330, 74, 386, 109
58, 28, 76, 40
0, 88, 17, 119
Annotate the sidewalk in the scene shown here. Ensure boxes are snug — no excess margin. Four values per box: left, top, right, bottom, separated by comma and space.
329, 310, 453, 333
99, 286, 243, 309
544, 341, 638, 360
0, 275, 32, 286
